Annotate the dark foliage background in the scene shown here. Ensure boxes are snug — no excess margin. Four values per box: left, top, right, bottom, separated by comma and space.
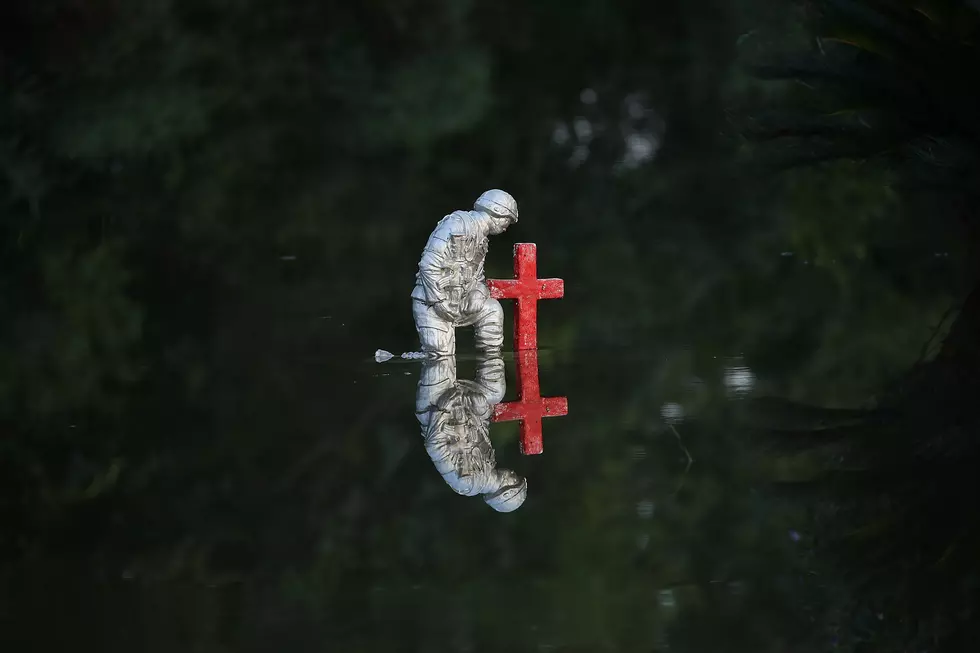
1, 1, 977, 651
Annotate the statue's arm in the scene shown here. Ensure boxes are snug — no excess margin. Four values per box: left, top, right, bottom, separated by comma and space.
417, 214, 463, 307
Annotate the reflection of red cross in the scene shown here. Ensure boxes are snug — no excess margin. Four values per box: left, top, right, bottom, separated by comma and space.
487, 243, 564, 351
492, 349, 568, 455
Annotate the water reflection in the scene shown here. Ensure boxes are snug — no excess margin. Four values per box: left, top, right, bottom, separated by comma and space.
414, 354, 527, 512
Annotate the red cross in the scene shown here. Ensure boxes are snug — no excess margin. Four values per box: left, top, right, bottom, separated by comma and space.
491, 344, 568, 455
487, 243, 564, 351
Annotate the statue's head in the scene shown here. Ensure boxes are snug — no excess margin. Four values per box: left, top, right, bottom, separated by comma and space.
475, 189, 518, 235
482, 468, 528, 512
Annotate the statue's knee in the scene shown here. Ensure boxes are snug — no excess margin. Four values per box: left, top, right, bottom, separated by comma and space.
484, 297, 504, 323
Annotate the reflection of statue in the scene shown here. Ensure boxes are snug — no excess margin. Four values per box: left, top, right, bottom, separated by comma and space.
412, 190, 519, 356
415, 354, 527, 512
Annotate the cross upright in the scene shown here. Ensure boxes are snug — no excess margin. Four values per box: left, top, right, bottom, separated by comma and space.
487, 243, 564, 351
492, 350, 568, 455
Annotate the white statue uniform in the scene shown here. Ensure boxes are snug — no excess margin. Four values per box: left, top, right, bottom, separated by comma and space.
412, 210, 504, 355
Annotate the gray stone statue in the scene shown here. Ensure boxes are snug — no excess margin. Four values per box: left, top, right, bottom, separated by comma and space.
415, 353, 527, 512
412, 189, 519, 356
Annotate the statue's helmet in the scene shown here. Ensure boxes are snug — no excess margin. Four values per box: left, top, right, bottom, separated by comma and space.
474, 189, 519, 223
483, 470, 527, 512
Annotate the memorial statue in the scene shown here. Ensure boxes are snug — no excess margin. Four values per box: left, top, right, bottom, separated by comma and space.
412, 189, 519, 357
415, 353, 527, 512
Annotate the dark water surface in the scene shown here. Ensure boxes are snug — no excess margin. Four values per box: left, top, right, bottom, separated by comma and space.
3, 1, 980, 651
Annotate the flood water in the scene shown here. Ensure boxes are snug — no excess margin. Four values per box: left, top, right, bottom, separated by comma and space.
3, 1, 980, 652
